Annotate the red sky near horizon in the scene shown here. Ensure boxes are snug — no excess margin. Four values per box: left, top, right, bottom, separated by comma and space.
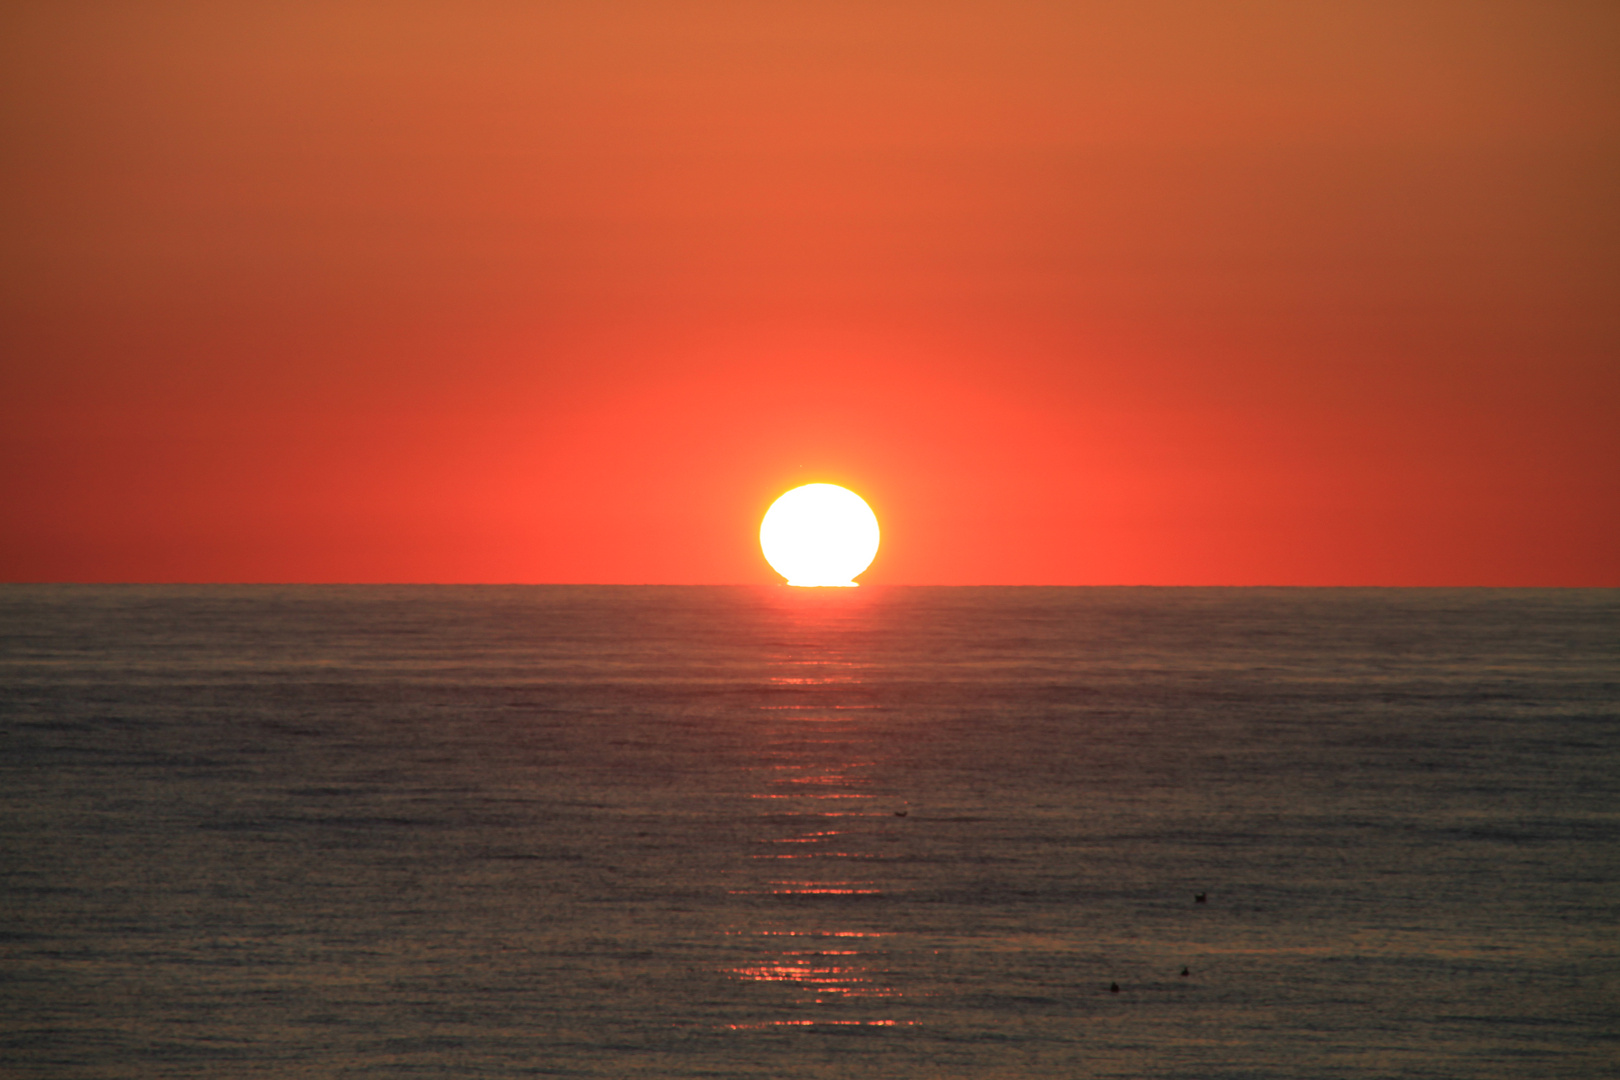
3, 2, 1617, 585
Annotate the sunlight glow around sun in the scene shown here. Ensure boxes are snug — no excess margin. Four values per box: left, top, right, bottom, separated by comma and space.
760, 484, 881, 587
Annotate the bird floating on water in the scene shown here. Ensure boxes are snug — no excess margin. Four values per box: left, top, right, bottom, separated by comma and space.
1109, 982, 1120, 993
1194, 892, 1207, 904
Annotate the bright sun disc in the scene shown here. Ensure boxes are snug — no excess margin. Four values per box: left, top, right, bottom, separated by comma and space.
760, 484, 880, 587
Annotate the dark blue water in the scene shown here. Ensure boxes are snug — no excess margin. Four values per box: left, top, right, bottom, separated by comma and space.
2, 586, 1616, 1077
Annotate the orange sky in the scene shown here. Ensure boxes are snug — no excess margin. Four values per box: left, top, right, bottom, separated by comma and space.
2, 1, 1616, 584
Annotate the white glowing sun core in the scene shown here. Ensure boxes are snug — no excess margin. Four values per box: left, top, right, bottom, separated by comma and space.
759, 483, 880, 587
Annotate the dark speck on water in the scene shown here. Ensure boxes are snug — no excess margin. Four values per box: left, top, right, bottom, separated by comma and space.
1, 585, 1617, 1078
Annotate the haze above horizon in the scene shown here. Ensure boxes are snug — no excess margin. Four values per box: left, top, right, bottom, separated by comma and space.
2, 1, 1616, 585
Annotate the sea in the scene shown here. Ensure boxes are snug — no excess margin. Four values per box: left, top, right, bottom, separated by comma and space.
1, 585, 1616, 1078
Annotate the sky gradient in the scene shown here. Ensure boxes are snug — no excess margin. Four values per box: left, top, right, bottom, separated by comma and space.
3, 1, 1617, 584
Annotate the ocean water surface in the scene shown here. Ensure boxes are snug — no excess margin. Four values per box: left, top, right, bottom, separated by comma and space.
1, 585, 1616, 1077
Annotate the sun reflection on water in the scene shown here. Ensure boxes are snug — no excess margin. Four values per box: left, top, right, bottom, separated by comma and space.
721, 594, 915, 1029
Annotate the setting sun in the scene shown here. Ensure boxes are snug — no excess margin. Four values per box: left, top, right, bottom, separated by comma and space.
760, 484, 880, 587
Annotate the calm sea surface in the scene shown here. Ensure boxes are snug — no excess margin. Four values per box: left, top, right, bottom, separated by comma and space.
1, 586, 1616, 1078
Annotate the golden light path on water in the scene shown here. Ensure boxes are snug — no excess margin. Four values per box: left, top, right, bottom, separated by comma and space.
720, 591, 919, 1029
